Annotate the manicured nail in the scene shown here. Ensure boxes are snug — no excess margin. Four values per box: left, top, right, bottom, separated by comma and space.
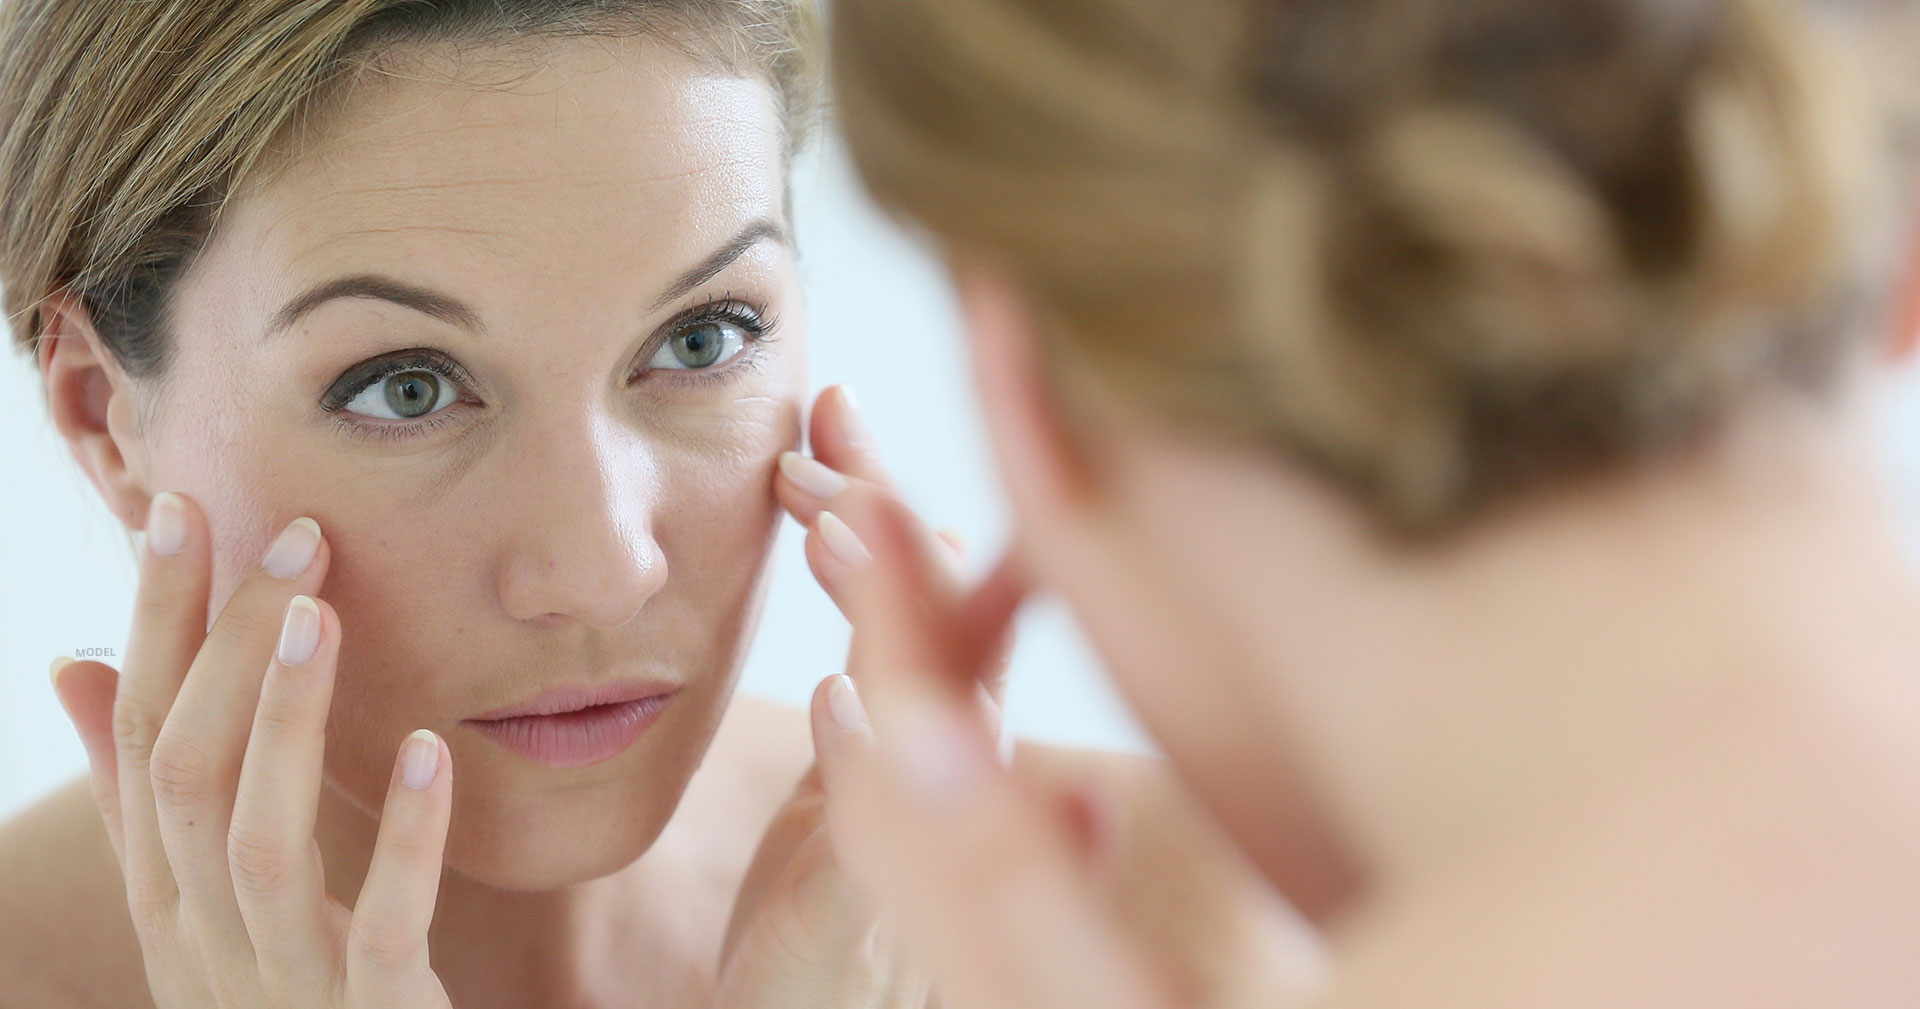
779, 451, 848, 499
146, 493, 187, 557
262, 517, 321, 579
891, 689, 987, 802
277, 595, 321, 666
817, 511, 871, 567
826, 674, 869, 734
48, 655, 74, 689
835, 385, 876, 452
400, 729, 439, 790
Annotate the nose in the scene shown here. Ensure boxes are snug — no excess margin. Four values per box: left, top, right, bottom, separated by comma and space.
494, 416, 669, 629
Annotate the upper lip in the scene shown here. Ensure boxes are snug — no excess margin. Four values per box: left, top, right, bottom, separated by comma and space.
465, 678, 681, 721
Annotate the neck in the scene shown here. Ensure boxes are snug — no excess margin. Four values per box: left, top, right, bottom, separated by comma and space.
313, 777, 715, 1009
1227, 392, 1920, 901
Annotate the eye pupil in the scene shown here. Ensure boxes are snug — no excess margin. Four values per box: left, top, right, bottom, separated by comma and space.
673, 323, 726, 369
385, 371, 439, 418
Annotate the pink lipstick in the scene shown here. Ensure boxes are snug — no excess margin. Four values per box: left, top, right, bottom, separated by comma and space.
463, 679, 677, 768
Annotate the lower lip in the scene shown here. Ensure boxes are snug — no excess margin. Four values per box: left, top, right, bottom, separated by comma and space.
464, 693, 674, 768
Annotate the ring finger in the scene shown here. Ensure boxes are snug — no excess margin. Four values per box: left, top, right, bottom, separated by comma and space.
149, 515, 331, 962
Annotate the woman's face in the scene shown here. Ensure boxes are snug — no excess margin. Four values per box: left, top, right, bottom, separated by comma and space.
129, 36, 805, 889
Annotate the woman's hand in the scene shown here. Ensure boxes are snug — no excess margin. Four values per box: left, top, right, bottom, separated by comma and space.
49, 493, 455, 1008
713, 386, 1014, 1009
800, 484, 1324, 1009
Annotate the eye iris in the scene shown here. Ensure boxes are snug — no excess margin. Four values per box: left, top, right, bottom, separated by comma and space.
384, 371, 439, 418
673, 323, 726, 368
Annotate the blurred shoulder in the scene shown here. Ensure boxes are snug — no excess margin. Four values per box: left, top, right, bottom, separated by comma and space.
1009, 740, 1327, 1004
0, 775, 150, 1009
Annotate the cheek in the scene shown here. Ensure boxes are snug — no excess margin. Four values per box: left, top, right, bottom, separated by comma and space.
651, 392, 803, 590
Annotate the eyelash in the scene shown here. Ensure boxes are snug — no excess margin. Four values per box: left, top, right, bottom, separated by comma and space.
321, 297, 780, 442
640, 294, 781, 388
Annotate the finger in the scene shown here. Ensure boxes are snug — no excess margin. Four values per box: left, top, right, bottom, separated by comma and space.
841, 497, 1027, 699
823, 671, 1170, 1009
808, 384, 892, 491
347, 729, 451, 993
810, 674, 877, 796
818, 498, 1026, 767
777, 460, 966, 607
152, 514, 330, 960
115, 490, 214, 916
51, 656, 127, 863
951, 551, 1029, 707
229, 594, 342, 988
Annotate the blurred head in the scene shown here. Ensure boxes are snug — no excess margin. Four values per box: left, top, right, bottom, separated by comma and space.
3, 0, 819, 889
832, 0, 1920, 883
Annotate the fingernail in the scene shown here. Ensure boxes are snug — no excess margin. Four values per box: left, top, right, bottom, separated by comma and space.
779, 451, 848, 499
262, 517, 321, 579
835, 385, 876, 451
817, 511, 871, 567
826, 674, 869, 734
891, 689, 987, 802
277, 595, 321, 666
146, 493, 187, 557
48, 655, 74, 689
400, 729, 439, 790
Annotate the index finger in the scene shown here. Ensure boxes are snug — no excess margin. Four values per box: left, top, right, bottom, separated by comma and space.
113, 490, 213, 914
824, 555, 1167, 1009
807, 385, 895, 492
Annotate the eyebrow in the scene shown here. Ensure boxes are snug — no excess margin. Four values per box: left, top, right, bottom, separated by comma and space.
645, 218, 789, 313
265, 274, 481, 337
263, 217, 790, 340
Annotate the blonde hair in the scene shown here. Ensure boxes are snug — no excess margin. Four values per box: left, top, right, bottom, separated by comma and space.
1, 0, 819, 379
832, 0, 1920, 528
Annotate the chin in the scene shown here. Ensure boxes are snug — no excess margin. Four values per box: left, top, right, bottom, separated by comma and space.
440, 787, 679, 891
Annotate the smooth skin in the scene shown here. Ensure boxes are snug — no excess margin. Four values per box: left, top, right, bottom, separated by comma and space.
798, 259, 1920, 1009
0, 28, 1314, 1009
8, 382, 1312, 1009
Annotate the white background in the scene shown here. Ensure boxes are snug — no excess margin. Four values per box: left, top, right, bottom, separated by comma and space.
0, 140, 1150, 822
9, 138, 1920, 823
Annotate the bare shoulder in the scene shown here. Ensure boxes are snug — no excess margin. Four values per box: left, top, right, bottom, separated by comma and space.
0, 775, 151, 1009
1008, 741, 1326, 1004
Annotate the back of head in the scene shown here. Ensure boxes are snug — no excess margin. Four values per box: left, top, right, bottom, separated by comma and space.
831, 0, 1920, 529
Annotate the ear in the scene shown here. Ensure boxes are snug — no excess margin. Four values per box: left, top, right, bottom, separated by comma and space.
951, 259, 1095, 545
38, 291, 154, 531
1896, 269, 1920, 364
1890, 199, 1920, 363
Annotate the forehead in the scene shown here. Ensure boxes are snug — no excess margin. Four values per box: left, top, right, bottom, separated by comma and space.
201, 35, 785, 321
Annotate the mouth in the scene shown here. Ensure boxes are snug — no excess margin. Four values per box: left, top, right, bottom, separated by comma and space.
461, 680, 679, 769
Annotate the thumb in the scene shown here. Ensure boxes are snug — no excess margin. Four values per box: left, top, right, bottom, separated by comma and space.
49, 657, 126, 863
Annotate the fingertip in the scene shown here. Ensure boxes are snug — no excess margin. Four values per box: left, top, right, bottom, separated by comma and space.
49, 654, 74, 690
398, 728, 441, 791
824, 673, 870, 736
816, 511, 873, 568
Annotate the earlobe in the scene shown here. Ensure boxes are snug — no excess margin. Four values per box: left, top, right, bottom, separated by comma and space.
38, 292, 153, 531
1896, 269, 1920, 364
1888, 197, 1920, 363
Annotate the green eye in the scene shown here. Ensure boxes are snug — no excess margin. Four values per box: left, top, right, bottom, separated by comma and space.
344, 369, 451, 420
650, 319, 746, 371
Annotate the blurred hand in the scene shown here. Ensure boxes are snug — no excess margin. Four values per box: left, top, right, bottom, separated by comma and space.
51, 495, 454, 1008
714, 386, 1014, 1009
802, 479, 1302, 1009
